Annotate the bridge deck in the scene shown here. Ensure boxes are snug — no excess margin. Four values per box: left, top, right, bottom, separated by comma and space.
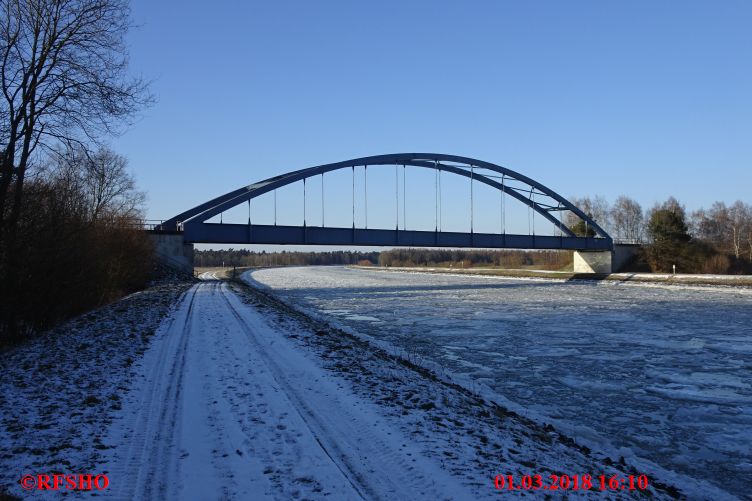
181, 223, 613, 250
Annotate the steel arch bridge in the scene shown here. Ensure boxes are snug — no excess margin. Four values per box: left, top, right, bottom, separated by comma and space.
161, 153, 612, 251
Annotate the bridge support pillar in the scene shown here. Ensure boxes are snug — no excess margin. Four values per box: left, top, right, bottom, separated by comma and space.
573, 250, 612, 274
149, 232, 194, 274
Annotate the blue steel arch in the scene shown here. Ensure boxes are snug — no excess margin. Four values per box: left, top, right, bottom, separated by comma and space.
163, 153, 612, 249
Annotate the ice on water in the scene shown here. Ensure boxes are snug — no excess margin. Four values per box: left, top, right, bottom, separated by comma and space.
251, 266, 752, 498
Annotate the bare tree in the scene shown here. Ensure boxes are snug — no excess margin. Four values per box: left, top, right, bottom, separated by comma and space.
728, 201, 751, 260
692, 202, 728, 246
689, 208, 707, 240
610, 195, 643, 242
52, 145, 145, 222
691, 201, 752, 260
0, 0, 150, 237
565, 195, 611, 236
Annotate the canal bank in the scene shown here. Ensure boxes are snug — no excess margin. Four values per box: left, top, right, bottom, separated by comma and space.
355, 265, 752, 288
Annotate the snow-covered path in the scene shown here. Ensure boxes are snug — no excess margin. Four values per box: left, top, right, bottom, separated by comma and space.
103, 280, 467, 500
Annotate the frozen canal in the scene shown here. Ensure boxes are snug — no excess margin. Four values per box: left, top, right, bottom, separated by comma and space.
248, 266, 752, 498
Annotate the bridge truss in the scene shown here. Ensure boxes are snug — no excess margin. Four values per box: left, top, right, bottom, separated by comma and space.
161, 153, 612, 250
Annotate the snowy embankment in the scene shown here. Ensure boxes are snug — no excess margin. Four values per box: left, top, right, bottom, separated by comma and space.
0, 275, 193, 498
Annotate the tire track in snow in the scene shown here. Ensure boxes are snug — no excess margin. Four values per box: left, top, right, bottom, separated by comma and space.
207, 322, 330, 499
218, 283, 463, 501
184, 281, 261, 499
108, 284, 199, 500
217, 285, 368, 499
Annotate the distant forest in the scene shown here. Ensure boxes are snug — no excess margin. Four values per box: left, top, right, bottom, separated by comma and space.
377, 249, 569, 270
194, 248, 570, 270
194, 249, 380, 268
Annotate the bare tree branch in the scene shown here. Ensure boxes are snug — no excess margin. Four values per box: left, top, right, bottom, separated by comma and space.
1, 0, 151, 237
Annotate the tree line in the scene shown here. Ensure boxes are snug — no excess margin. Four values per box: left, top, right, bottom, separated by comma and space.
377, 248, 570, 270
196, 248, 570, 270
1, 0, 152, 344
566, 195, 752, 273
195, 249, 380, 268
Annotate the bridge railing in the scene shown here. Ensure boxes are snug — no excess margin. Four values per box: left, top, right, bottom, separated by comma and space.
122, 219, 175, 231
612, 238, 643, 246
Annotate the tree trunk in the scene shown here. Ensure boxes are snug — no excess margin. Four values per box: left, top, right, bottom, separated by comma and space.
732, 226, 741, 259
0, 147, 17, 239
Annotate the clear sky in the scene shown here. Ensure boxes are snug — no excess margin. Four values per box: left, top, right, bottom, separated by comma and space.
113, 1, 751, 245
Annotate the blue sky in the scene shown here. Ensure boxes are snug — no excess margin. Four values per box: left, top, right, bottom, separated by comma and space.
113, 1, 751, 241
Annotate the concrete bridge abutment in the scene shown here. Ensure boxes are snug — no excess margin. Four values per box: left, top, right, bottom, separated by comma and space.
149, 232, 194, 274
573, 245, 641, 274
573, 250, 612, 274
